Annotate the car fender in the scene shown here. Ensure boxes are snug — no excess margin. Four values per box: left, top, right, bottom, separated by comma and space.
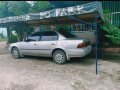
9, 42, 24, 57
52, 47, 70, 61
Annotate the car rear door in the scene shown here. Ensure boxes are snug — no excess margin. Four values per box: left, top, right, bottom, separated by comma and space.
38, 31, 58, 56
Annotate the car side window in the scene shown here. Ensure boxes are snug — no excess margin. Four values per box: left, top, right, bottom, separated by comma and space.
27, 32, 41, 41
41, 31, 58, 41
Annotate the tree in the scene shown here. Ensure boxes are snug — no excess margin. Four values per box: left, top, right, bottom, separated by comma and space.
8, 1, 31, 16
0, 1, 31, 17
0, 1, 11, 17
29, 1, 51, 13
49, 1, 91, 8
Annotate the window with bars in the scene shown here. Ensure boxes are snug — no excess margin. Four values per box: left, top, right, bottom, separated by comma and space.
72, 23, 95, 31
111, 12, 120, 27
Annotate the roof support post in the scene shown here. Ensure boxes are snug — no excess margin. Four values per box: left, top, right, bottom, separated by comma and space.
6, 25, 11, 43
95, 15, 99, 75
66, 14, 100, 75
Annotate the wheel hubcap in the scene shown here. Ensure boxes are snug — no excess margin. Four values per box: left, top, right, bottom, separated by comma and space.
55, 53, 64, 62
13, 50, 18, 57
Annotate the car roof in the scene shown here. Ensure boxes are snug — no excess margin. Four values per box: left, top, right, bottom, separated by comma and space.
30, 30, 67, 40
35, 30, 57, 33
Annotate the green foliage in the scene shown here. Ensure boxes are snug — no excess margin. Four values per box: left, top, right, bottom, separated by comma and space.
102, 9, 120, 45
0, 1, 30, 17
102, 23, 120, 45
103, 9, 111, 23
8, 1, 30, 16
0, 1, 51, 17
49, 1, 91, 8
56, 24, 71, 31
0, 1, 10, 17
0, 38, 7, 42
29, 1, 51, 13
11, 33, 18, 43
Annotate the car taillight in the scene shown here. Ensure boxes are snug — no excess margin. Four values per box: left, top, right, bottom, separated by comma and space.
77, 41, 90, 48
77, 43, 86, 48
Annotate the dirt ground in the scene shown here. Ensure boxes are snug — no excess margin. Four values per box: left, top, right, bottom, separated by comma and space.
0, 42, 120, 90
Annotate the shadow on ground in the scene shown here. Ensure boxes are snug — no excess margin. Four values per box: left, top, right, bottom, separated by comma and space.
69, 56, 95, 65
23, 55, 95, 66
23, 55, 53, 63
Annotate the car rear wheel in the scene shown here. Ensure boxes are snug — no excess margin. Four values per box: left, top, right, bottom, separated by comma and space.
11, 47, 21, 59
53, 50, 67, 64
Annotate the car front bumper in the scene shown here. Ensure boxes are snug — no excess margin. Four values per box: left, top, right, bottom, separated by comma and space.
8, 45, 12, 53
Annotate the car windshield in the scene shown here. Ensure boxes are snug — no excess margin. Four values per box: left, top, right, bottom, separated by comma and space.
58, 30, 78, 38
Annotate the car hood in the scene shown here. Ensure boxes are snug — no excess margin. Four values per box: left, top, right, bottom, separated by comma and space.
10, 42, 22, 46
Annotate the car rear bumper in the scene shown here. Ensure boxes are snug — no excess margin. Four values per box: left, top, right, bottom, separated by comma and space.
66, 45, 91, 57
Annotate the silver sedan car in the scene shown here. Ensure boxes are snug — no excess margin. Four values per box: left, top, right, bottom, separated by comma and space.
8, 30, 91, 64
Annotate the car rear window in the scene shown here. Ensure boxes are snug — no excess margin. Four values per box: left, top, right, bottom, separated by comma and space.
58, 30, 78, 38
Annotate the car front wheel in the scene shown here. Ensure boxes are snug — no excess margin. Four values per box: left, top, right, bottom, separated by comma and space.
11, 47, 21, 59
53, 50, 67, 64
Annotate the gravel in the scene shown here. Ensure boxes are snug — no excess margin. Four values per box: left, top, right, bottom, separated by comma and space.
0, 42, 120, 90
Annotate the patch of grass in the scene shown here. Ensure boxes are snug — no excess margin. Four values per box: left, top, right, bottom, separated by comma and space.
104, 53, 120, 63
87, 51, 120, 63
105, 53, 120, 59
0, 38, 7, 42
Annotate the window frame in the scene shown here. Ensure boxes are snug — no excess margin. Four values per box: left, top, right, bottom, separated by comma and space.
58, 30, 78, 38
27, 32, 42, 42
40, 31, 59, 41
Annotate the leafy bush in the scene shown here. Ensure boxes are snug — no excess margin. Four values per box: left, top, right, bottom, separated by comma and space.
11, 33, 18, 43
102, 23, 120, 45
102, 9, 120, 46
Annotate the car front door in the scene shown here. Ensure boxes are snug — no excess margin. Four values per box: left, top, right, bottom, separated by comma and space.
21, 32, 41, 56
38, 31, 58, 56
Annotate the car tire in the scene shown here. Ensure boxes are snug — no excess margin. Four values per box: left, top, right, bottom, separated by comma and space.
11, 47, 21, 59
53, 50, 67, 64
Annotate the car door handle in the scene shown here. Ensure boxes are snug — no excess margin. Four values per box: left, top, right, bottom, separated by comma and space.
51, 44, 55, 45
34, 44, 37, 45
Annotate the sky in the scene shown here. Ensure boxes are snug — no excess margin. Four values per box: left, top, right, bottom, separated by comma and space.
26, 1, 34, 6
0, 28, 7, 37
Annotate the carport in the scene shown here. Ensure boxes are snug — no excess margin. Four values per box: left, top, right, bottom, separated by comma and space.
0, 1, 104, 74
